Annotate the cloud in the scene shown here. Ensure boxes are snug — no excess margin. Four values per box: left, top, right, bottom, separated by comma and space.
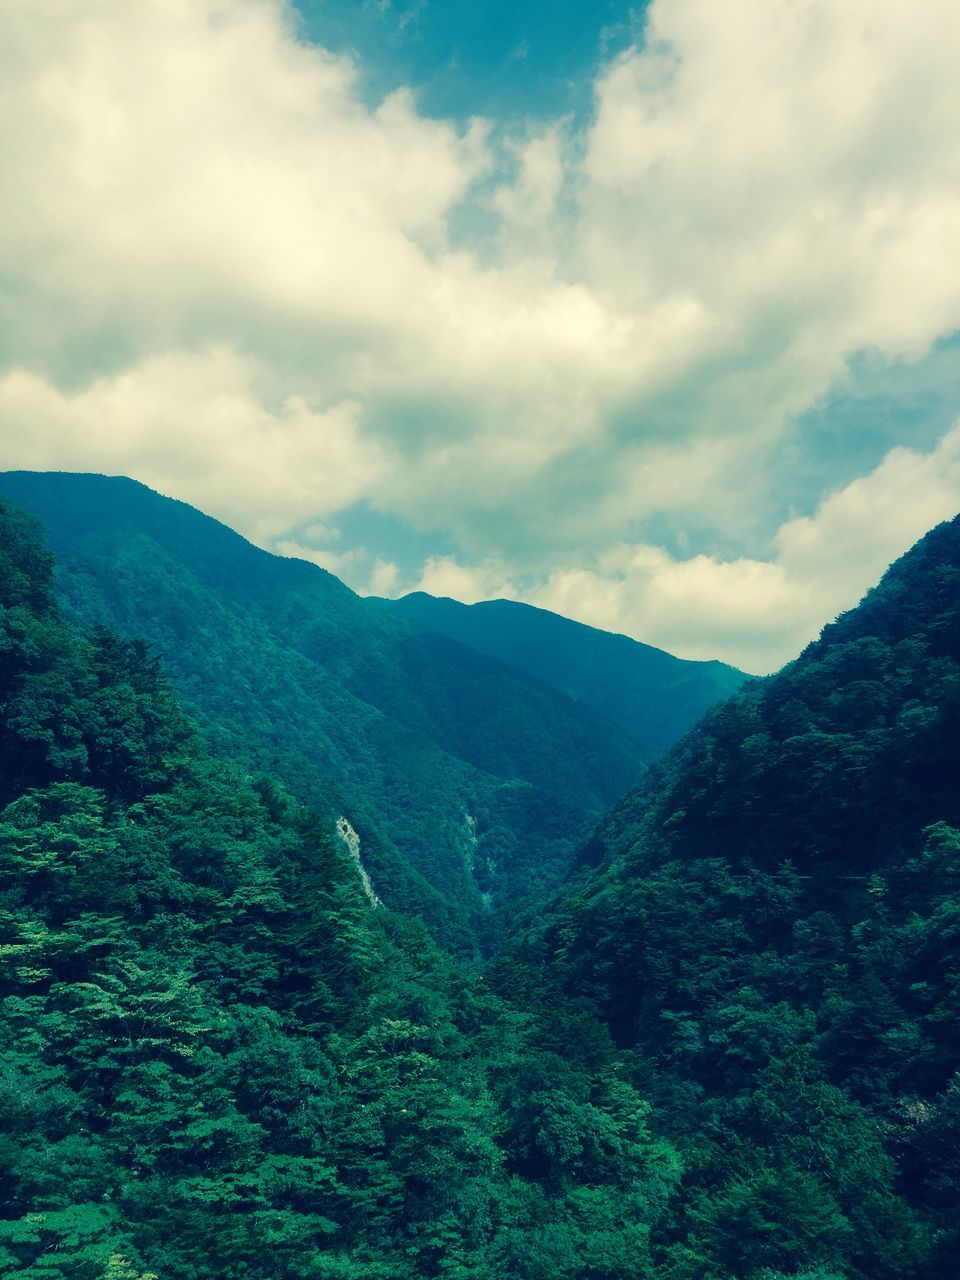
0, 0, 488, 367
525, 425, 960, 671
0, 0, 661, 537
567, 0, 960, 525
396, 426, 960, 672
412, 555, 520, 604
0, 350, 388, 541
0, 0, 959, 664
492, 129, 564, 229
368, 558, 402, 596
586, 0, 960, 357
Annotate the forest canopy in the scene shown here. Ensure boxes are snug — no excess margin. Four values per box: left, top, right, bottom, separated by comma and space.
1, 495, 958, 1279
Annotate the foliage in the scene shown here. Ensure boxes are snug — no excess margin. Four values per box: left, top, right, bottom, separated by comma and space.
0, 497, 677, 1278
501, 516, 960, 1278
0, 472, 675, 957
384, 592, 746, 756
3, 487, 959, 1279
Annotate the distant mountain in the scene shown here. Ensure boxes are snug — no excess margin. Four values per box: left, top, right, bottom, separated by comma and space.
381, 592, 747, 755
0, 470, 732, 955
500, 514, 960, 1277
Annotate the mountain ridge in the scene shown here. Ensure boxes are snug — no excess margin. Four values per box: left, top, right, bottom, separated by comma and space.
2, 474, 958, 1277
380, 590, 748, 755
0, 470, 736, 956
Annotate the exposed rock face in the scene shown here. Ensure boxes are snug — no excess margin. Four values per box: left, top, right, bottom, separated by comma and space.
336, 816, 381, 908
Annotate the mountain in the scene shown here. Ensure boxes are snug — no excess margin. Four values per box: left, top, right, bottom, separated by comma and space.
0, 494, 679, 1280
0, 470, 728, 956
3, 476, 959, 1280
499, 514, 960, 1279
380, 592, 747, 756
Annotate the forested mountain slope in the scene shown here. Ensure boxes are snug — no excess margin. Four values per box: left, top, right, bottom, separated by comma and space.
4, 485, 959, 1280
0, 496, 682, 1280
0, 471, 667, 955
499, 514, 960, 1279
382, 592, 747, 753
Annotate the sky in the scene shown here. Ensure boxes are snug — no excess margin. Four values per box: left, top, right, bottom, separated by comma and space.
1, 1, 959, 673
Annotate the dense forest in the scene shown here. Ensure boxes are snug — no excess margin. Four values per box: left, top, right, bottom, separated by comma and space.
0, 497, 680, 1279
0, 472, 741, 958
1, 485, 958, 1280
379, 593, 745, 756
500, 514, 960, 1278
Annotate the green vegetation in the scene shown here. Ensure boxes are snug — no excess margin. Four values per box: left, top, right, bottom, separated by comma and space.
381, 592, 746, 755
0, 472, 665, 956
503, 515, 960, 1278
0, 497, 679, 1279
2, 479, 958, 1280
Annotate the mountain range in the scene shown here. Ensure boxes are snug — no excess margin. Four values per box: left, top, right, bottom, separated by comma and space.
380, 592, 745, 757
0, 471, 957, 1279
0, 470, 745, 954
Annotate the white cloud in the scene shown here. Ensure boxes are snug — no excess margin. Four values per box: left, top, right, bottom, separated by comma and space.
492, 129, 564, 230
571, 0, 960, 499
0, 350, 388, 541
413, 556, 520, 604
273, 538, 368, 579
367, 558, 402, 596
422, 426, 960, 672
0, 0, 661, 536
1, 0, 959, 662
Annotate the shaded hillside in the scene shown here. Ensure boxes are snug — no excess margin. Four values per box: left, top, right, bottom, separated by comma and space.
498, 515, 960, 1279
0, 496, 680, 1280
0, 471, 651, 955
382, 592, 747, 754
